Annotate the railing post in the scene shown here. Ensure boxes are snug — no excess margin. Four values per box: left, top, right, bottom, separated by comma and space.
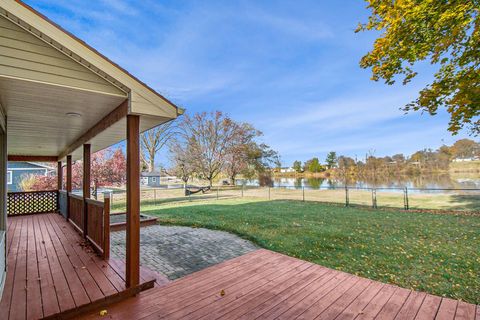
302, 186, 305, 202
66, 155, 72, 221
154, 189, 157, 206
241, 184, 244, 197
103, 192, 110, 260
216, 186, 219, 200
268, 187, 271, 200
372, 188, 377, 209
57, 161, 62, 212
345, 186, 349, 207
404, 187, 409, 210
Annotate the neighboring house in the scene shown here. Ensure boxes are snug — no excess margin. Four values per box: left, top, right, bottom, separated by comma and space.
280, 167, 295, 173
141, 172, 162, 187
452, 157, 480, 162
141, 172, 179, 187
7, 162, 54, 192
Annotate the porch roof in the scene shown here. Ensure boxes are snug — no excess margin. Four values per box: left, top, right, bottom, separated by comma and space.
0, 0, 182, 161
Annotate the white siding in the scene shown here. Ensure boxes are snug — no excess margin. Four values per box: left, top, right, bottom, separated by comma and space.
0, 16, 125, 96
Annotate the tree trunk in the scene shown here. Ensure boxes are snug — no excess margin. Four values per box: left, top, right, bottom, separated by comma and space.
148, 151, 155, 172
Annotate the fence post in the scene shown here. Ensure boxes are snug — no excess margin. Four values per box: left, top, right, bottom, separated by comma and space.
217, 186, 219, 200
345, 186, 349, 207
241, 184, 244, 197
268, 187, 271, 200
404, 187, 409, 210
302, 186, 305, 202
103, 192, 110, 260
154, 189, 157, 206
372, 188, 377, 209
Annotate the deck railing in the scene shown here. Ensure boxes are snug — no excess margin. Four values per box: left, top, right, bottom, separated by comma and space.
7, 190, 58, 216
85, 197, 110, 259
69, 193, 84, 234
65, 192, 110, 259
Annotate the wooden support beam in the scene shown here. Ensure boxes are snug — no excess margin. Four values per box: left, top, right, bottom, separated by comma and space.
0, 123, 6, 233
66, 156, 72, 193
8, 155, 58, 162
58, 99, 128, 160
57, 161, 63, 190
66, 155, 72, 220
126, 115, 140, 288
83, 144, 91, 237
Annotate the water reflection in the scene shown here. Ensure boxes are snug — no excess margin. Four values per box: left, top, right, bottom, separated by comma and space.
237, 174, 480, 192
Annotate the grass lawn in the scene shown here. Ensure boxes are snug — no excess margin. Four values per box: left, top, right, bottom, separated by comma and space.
139, 198, 480, 304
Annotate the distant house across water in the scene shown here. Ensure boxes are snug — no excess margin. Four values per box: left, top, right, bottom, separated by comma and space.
279, 167, 295, 173
7, 162, 54, 192
452, 157, 480, 162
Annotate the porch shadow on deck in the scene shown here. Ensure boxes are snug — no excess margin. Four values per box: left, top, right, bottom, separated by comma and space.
0, 213, 168, 320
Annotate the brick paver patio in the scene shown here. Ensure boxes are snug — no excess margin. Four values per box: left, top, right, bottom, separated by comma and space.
110, 225, 257, 279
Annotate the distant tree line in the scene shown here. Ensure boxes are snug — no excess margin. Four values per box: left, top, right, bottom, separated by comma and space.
291, 139, 480, 178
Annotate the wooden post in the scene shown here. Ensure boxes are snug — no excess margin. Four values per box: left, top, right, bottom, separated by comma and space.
83, 144, 91, 237
66, 155, 72, 220
103, 192, 110, 260
57, 161, 63, 213
126, 115, 140, 288
57, 161, 63, 190
0, 123, 7, 236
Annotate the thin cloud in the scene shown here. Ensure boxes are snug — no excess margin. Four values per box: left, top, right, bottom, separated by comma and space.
23, 0, 472, 166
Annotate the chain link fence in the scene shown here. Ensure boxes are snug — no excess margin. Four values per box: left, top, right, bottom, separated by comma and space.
103, 184, 480, 213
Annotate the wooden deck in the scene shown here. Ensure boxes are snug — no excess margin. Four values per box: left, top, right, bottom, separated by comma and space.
80, 249, 479, 320
0, 213, 168, 320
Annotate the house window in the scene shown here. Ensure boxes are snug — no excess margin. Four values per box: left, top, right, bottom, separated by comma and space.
152, 177, 156, 183
7, 171, 12, 184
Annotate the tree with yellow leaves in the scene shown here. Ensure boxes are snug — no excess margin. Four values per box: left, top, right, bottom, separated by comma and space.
357, 0, 479, 135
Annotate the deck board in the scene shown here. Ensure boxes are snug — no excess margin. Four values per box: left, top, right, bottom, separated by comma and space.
26, 216, 43, 319
0, 213, 168, 319
78, 249, 478, 320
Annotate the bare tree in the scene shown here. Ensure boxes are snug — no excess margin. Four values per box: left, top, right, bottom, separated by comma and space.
178, 111, 242, 187
224, 123, 261, 184
141, 121, 178, 172
168, 139, 195, 185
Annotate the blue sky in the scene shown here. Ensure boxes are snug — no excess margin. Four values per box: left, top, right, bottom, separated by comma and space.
26, 0, 473, 166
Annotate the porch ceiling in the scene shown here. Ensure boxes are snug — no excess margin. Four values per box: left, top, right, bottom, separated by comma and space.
2, 77, 169, 161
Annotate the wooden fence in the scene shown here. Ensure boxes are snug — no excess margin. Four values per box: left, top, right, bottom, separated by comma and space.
7, 190, 58, 215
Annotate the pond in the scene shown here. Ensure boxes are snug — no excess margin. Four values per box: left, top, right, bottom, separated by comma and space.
237, 173, 480, 193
